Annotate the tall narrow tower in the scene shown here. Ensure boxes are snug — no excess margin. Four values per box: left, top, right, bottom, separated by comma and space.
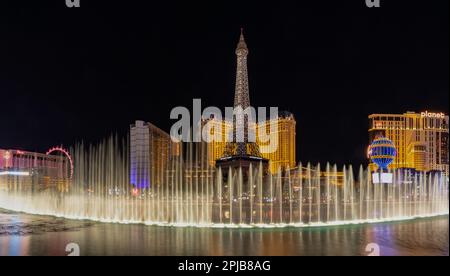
216, 29, 268, 175
234, 28, 250, 112
222, 29, 263, 158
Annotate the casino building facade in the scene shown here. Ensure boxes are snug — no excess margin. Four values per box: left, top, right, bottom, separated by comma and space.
0, 148, 71, 191
203, 112, 296, 174
368, 111, 449, 175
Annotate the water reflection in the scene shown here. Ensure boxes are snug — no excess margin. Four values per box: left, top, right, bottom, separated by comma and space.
0, 212, 448, 256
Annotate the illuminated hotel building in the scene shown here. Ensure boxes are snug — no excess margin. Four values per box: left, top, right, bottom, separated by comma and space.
368, 111, 449, 175
203, 118, 232, 167
257, 111, 296, 173
204, 111, 296, 174
0, 149, 71, 191
130, 120, 180, 189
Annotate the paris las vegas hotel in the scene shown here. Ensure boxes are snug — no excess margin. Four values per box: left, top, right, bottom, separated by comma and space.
130, 111, 296, 187
130, 30, 297, 189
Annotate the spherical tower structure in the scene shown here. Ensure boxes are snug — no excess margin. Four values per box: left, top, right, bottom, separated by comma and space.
368, 136, 397, 172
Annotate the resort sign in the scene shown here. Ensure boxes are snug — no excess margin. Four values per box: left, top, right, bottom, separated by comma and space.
421, 111, 446, 119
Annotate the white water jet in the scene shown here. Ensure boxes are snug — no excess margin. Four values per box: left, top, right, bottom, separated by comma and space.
0, 138, 448, 228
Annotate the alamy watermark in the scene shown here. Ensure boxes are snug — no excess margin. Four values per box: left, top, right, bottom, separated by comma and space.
365, 0, 381, 8
170, 99, 280, 154
65, 0, 80, 8
65, 1, 380, 9
65, 243, 80, 256
365, 243, 380, 256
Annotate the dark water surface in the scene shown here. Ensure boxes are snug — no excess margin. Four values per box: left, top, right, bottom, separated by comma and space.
0, 209, 448, 256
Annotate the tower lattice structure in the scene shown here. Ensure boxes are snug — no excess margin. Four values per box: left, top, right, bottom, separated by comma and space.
222, 29, 262, 158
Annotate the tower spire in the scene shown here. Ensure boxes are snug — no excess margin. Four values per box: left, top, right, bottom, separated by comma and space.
240, 28, 245, 41
234, 28, 250, 110
236, 28, 249, 59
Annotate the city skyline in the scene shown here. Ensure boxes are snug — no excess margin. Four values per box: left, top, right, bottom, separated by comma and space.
0, 0, 448, 258
0, 1, 448, 166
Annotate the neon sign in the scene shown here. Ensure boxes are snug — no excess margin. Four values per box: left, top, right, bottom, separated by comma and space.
421, 111, 445, 119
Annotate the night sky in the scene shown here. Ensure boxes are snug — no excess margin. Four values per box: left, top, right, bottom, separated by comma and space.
0, 0, 448, 166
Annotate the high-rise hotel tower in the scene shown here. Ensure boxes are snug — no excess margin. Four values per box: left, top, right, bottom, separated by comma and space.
369, 111, 449, 175
130, 120, 180, 189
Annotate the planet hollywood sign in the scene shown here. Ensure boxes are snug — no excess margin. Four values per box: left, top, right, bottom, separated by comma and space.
421, 111, 446, 119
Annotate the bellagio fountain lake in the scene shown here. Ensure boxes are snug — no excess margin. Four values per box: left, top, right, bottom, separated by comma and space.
0, 137, 448, 228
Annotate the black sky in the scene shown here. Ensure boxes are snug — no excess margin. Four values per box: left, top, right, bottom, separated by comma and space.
0, 0, 448, 166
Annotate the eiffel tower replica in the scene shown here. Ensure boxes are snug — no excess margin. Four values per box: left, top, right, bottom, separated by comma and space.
216, 29, 269, 174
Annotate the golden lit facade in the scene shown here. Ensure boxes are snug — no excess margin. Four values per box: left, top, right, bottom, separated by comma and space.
257, 112, 296, 173
204, 112, 296, 173
368, 111, 449, 175
203, 118, 232, 167
149, 123, 180, 187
